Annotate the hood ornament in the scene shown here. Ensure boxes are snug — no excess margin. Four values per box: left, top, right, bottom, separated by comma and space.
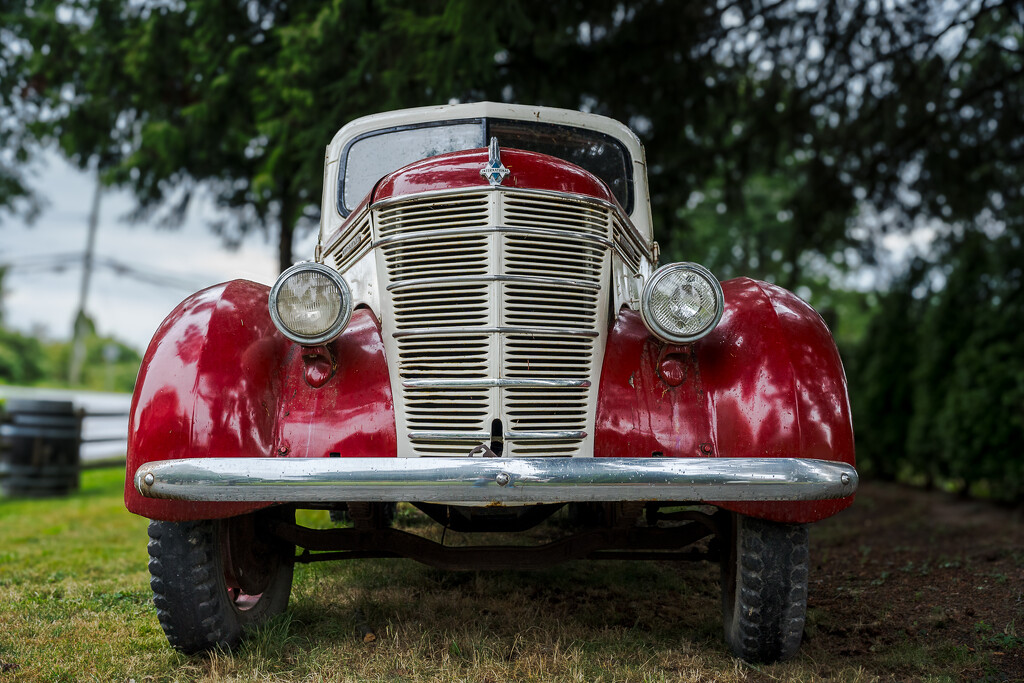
480, 137, 510, 186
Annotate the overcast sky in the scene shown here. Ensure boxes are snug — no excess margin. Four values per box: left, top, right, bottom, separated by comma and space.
1, 153, 317, 351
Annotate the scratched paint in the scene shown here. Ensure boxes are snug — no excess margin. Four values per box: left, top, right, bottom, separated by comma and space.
595, 279, 855, 524
125, 280, 396, 521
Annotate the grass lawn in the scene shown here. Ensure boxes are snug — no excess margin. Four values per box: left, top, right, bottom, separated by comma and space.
1, 468, 1020, 681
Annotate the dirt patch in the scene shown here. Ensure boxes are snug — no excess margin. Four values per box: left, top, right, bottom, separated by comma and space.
805, 480, 1024, 680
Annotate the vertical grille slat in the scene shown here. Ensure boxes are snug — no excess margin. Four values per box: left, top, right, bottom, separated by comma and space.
377, 189, 614, 458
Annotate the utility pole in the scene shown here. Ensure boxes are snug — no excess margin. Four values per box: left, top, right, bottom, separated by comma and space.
69, 173, 102, 385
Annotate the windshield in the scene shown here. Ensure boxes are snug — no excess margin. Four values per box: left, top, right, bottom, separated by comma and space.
339, 118, 634, 215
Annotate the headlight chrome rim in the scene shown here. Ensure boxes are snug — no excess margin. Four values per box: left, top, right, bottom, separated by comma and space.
269, 262, 353, 345
640, 262, 725, 344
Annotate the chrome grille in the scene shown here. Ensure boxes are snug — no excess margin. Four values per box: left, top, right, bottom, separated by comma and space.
383, 235, 489, 282
325, 212, 371, 273
612, 213, 643, 272
503, 194, 609, 238
376, 196, 490, 238
376, 189, 613, 457
392, 284, 490, 331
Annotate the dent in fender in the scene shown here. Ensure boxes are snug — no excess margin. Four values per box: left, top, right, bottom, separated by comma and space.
596, 277, 855, 523
125, 280, 396, 521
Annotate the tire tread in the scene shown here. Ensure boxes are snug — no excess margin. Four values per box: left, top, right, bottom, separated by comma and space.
148, 520, 235, 654
723, 515, 809, 663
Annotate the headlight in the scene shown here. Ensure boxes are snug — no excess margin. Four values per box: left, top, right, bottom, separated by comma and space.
640, 262, 724, 343
268, 262, 353, 345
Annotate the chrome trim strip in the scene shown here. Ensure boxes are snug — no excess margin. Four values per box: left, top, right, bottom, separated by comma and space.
370, 186, 654, 262
330, 245, 374, 275
406, 430, 587, 442
504, 431, 586, 441
409, 431, 492, 441
135, 457, 859, 504
324, 233, 369, 263
387, 274, 601, 293
403, 378, 591, 389
320, 206, 372, 262
392, 327, 600, 339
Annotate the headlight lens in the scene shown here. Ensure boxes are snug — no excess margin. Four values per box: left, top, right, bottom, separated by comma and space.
641, 262, 724, 343
269, 262, 353, 344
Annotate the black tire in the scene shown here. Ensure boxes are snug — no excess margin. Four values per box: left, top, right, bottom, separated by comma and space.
147, 510, 294, 654
720, 513, 809, 663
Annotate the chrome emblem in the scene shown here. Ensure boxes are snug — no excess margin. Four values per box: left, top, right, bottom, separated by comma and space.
480, 137, 510, 186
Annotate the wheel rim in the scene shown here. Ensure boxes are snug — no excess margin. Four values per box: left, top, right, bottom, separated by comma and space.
220, 513, 281, 612
226, 587, 263, 611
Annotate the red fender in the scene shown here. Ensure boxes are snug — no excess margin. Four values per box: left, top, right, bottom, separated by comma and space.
596, 277, 855, 523
125, 280, 396, 521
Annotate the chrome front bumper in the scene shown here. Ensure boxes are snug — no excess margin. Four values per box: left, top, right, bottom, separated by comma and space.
135, 457, 858, 504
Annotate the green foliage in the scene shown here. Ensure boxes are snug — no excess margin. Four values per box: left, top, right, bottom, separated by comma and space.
0, 268, 45, 384
0, 7, 41, 225
920, 234, 1024, 500
848, 265, 927, 481
0, 325, 46, 385
41, 329, 142, 393
850, 233, 1024, 500
668, 174, 799, 283
0, 310, 140, 392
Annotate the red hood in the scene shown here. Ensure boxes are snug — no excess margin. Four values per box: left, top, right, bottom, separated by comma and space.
372, 147, 618, 206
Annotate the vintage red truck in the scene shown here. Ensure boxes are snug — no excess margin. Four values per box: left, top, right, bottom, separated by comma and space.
125, 102, 857, 663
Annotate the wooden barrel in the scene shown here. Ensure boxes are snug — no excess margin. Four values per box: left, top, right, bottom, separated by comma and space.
0, 399, 82, 497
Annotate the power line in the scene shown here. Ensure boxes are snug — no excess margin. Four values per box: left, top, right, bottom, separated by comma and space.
94, 256, 212, 291
0, 253, 212, 291
0, 253, 85, 269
